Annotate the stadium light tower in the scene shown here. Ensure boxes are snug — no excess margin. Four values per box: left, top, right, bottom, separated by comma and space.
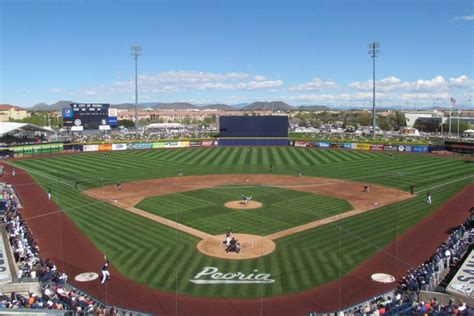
131, 44, 142, 135
368, 42, 380, 136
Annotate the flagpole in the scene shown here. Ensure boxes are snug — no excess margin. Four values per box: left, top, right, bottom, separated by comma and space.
457, 108, 460, 139
449, 98, 452, 136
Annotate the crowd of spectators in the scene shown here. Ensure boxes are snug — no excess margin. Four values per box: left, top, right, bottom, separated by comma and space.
344, 292, 473, 315
337, 213, 474, 316
66, 128, 215, 144
0, 183, 124, 314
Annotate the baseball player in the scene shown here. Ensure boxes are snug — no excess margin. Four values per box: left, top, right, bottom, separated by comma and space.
47, 189, 52, 200
297, 168, 302, 177
410, 185, 415, 195
74, 181, 80, 190
363, 184, 370, 193
116, 182, 122, 191
178, 169, 183, 177
101, 259, 111, 284
426, 191, 432, 204
12, 168, 16, 177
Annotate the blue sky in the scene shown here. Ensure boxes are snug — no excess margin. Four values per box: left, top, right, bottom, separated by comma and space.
1, 0, 473, 107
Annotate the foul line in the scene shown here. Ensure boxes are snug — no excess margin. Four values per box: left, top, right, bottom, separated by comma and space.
414, 174, 474, 194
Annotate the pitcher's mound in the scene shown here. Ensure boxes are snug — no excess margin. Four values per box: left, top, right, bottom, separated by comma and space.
225, 200, 263, 209
197, 233, 276, 260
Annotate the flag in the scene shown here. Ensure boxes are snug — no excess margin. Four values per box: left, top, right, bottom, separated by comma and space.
450, 97, 456, 107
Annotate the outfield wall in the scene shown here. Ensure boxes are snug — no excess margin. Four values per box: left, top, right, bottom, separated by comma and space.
4, 138, 472, 158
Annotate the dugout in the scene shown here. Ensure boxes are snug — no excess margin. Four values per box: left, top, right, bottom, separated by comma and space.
218, 115, 289, 146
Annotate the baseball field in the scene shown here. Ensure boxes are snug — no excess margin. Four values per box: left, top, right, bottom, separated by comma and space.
6, 147, 474, 311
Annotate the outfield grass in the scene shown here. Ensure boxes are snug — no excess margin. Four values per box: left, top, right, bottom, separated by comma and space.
9, 147, 473, 298
136, 186, 353, 235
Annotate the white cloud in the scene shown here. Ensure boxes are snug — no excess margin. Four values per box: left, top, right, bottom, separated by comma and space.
454, 15, 474, 20
289, 78, 338, 91
449, 75, 474, 89
48, 70, 282, 99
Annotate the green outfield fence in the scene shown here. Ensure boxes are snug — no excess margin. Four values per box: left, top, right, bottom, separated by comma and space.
5, 138, 473, 158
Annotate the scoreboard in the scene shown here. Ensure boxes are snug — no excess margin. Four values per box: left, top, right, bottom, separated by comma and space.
63, 103, 110, 130
219, 116, 289, 137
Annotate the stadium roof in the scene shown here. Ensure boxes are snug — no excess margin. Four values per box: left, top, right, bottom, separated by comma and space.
0, 122, 53, 136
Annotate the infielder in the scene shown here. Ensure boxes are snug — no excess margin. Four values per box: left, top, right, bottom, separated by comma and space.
101, 259, 111, 284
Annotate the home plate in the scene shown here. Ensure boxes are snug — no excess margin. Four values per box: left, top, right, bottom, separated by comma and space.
374, 202, 379, 206
113, 200, 118, 202
371, 273, 395, 283
75, 272, 99, 282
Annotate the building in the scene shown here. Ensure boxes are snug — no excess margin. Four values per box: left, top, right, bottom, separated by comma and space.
0, 104, 29, 122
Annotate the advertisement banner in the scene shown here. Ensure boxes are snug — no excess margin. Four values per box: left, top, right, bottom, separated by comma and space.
177, 141, 190, 148
11, 144, 63, 154
355, 143, 370, 150
201, 140, 214, 147
446, 250, 474, 299
127, 143, 153, 150
294, 141, 307, 147
83, 144, 99, 152
165, 141, 179, 148
411, 146, 428, 153
112, 143, 127, 151
370, 144, 384, 151
98, 144, 112, 152
152, 142, 166, 149
384, 145, 398, 152
189, 141, 202, 147
318, 142, 330, 148
342, 143, 353, 149
330, 143, 342, 148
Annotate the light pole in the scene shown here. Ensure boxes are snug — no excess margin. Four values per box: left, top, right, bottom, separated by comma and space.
131, 44, 142, 135
368, 42, 380, 136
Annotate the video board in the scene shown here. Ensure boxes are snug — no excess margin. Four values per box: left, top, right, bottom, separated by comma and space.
63, 103, 110, 130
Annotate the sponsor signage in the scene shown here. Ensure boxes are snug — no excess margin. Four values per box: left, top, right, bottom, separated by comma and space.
152, 142, 166, 149
71, 126, 84, 131
112, 143, 127, 151
294, 141, 307, 147
83, 144, 99, 152
108, 117, 118, 127
411, 146, 428, 153
446, 250, 474, 298
398, 145, 412, 152
370, 144, 384, 151
0, 235, 12, 284
355, 143, 370, 150
127, 143, 153, 150
178, 141, 190, 148
201, 140, 214, 147
318, 142, 330, 148
342, 142, 353, 149
189, 141, 202, 147
98, 144, 112, 152
165, 141, 179, 148
330, 143, 342, 148
190, 267, 274, 284
384, 145, 398, 152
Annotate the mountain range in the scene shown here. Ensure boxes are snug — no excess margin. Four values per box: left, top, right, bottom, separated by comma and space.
27, 100, 473, 112
29, 100, 329, 112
